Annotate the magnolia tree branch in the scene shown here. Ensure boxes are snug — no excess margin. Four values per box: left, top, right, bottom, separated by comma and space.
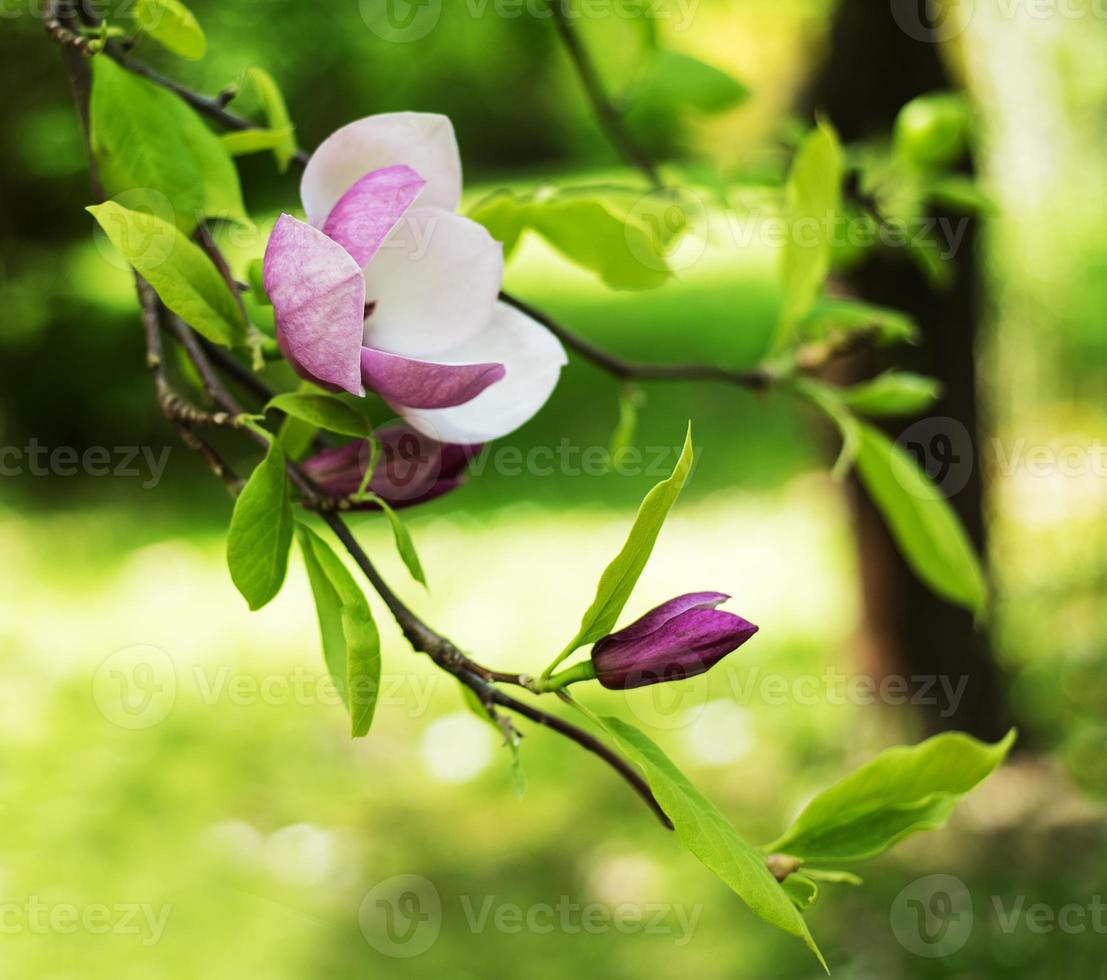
44, 1, 674, 828
544, 0, 662, 188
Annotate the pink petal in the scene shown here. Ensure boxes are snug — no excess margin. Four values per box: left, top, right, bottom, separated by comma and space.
321, 164, 425, 268
301, 112, 462, 227
395, 301, 566, 443
263, 214, 365, 396
360, 347, 505, 409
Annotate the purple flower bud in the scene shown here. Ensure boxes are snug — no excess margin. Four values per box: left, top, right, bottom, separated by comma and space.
591, 592, 758, 690
302, 423, 481, 510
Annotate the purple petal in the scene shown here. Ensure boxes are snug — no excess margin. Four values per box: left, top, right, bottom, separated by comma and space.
300, 424, 482, 510
360, 347, 505, 410
593, 607, 758, 690
301, 441, 368, 497
264, 214, 365, 396
320, 164, 425, 268
602, 592, 730, 645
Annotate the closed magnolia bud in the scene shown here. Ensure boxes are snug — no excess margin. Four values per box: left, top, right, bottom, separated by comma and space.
302, 423, 481, 510
591, 592, 758, 690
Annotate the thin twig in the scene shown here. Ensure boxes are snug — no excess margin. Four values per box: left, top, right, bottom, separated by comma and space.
44, 2, 689, 830
544, 0, 662, 188
501, 291, 772, 390
173, 317, 673, 826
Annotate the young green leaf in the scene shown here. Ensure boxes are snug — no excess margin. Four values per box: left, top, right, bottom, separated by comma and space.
362, 494, 427, 588
530, 195, 672, 290
467, 187, 677, 289
841, 372, 942, 417
853, 420, 987, 613
296, 523, 381, 736
926, 174, 994, 215
90, 57, 203, 228
226, 435, 293, 610
766, 729, 1016, 863
602, 716, 826, 969
607, 386, 642, 469
467, 190, 530, 258
266, 392, 371, 439
246, 257, 271, 306
244, 67, 298, 173
220, 127, 296, 158
88, 201, 246, 347
775, 120, 843, 351
781, 874, 819, 911
798, 298, 919, 347
633, 49, 749, 115
90, 57, 247, 229
134, 0, 207, 59
547, 425, 694, 674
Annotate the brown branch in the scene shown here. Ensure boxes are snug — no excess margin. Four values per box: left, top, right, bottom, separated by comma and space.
45, 2, 673, 830
544, 0, 662, 188
171, 316, 674, 827
500, 291, 772, 390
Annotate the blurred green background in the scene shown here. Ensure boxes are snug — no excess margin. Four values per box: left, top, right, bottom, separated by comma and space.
1, 0, 1106, 976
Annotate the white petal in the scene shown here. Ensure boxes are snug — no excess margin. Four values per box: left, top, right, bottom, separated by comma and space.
300, 112, 462, 226
395, 301, 567, 444
363, 207, 503, 359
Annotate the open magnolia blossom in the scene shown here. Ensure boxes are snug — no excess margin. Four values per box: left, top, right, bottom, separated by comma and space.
263, 112, 566, 443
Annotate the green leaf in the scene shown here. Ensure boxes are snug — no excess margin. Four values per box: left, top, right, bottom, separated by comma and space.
926, 174, 994, 215
853, 419, 987, 613
548, 425, 694, 673
798, 298, 919, 347
781, 874, 819, 911
296, 523, 381, 736
220, 127, 296, 158
775, 120, 842, 350
602, 717, 825, 968
607, 385, 642, 469
634, 49, 749, 115
90, 57, 247, 229
767, 730, 1016, 863
841, 372, 942, 417
246, 256, 270, 306
243, 67, 298, 173
359, 494, 427, 588
466, 190, 530, 259
266, 392, 371, 439
467, 187, 675, 289
804, 868, 863, 886
226, 435, 293, 610
134, 0, 207, 59
531, 195, 671, 290
87, 201, 246, 347
893, 92, 970, 170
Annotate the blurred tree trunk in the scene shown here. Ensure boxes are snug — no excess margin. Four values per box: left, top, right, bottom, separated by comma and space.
804, 0, 1009, 739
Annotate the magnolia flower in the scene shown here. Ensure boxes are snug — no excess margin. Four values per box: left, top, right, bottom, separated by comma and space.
301, 423, 480, 510
263, 112, 566, 443
590, 592, 758, 690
